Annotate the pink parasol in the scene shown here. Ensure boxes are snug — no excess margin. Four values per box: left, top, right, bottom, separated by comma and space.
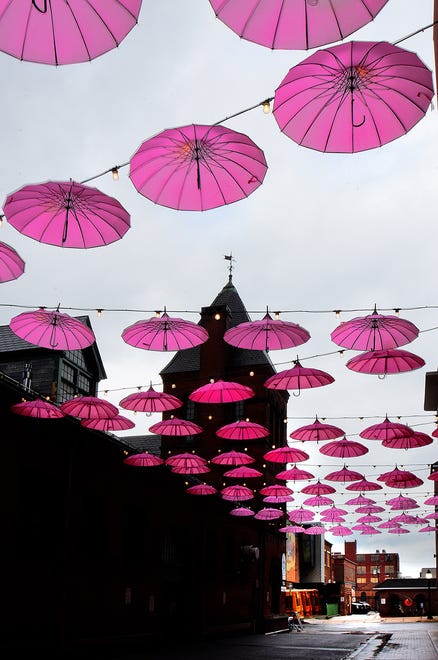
129, 123, 267, 211
123, 452, 164, 467
10, 398, 64, 419
425, 512, 438, 519
149, 417, 203, 436
432, 428, 438, 439
229, 507, 254, 517
273, 41, 433, 153
4, 180, 130, 248
186, 484, 217, 496
355, 505, 385, 514
382, 432, 433, 450
387, 527, 410, 534
329, 525, 353, 536
81, 415, 135, 431
288, 507, 315, 523
356, 514, 382, 523
346, 348, 425, 376
301, 480, 336, 496
425, 495, 438, 506
275, 465, 315, 481
263, 495, 294, 504
378, 520, 401, 529
0, 0, 142, 65
304, 525, 326, 535
60, 395, 118, 419
428, 468, 438, 481
10, 307, 95, 350
165, 453, 207, 468
211, 450, 255, 466
216, 419, 269, 440
325, 466, 364, 482
0, 241, 25, 282
330, 306, 419, 351
352, 523, 377, 532
321, 506, 348, 518
360, 527, 381, 535
281, 524, 305, 533
254, 508, 284, 520
345, 478, 382, 491
378, 467, 423, 489
122, 310, 208, 352
264, 359, 334, 393
360, 416, 415, 441
321, 515, 345, 524
259, 485, 293, 497
221, 484, 254, 501
391, 512, 421, 524
208, 0, 389, 51
419, 525, 437, 533
303, 496, 334, 507
289, 417, 344, 442
263, 446, 309, 463
223, 310, 310, 353
119, 384, 183, 413
171, 464, 211, 475
189, 379, 255, 404
344, 494, 375, 506
223, 466, 263, 479
319, 436, 368, 458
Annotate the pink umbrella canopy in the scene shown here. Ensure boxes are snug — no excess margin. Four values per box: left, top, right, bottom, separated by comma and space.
325, 466, 364, 482
330, 306, 419, 351
264, 359, 334, 393
355, 505, 385, 514
391, 512, 422, 524
345, 478, 382, 491
303, 495, 334, 507
273, 41, 433, 154
216, 419, 269, 440
0, 0, 142, 65
304, 525, 326, 535
288, 507, 315, 523
4, 180, 130, 248
387, 527, 409, 535
428, 468, 438, 481
263, 446, 309, 463
345, 494, 376, 506
223, 466, 263, 479
60, 395, 118, 419
0, 241, 25, 282
164, 453, 207, 469
123, 452, 164, 467
360, 527, 381, 535
378, 520, 401, 529
81, 414, 135, 432
149, 417, 203, 436
221, 484, 254, 501
259, 485, 293, 497
321, 506, 348, 518
419, 525, 438, 533
119, 384, 183, 413
171, 464, 211, 475
319, 437, 369, 458
10, 398, 64, 419
378, 467, 423, 488
229, 507, 254, 517
254, 508, 284, 520
425, 495, 438, 506
386, 495, 418, 509
211, 450, 255, 466
279, 524, 304, 533
208, 0, 389, 51
186, 484, 217, 496
129, 123, 267, 211
10, 307, 95, 350
360, 416, 415, 441
289, 417, 344, 442
356, 514, 382, 523
301, 480, 336, 496
382, 431, 433, 450
346, 348, 425, 376
263, 495, 294, 504
352, 522, 377, 532
122, 310, 208, 352
329, 524, 353, 536
189, 379, 255, 404
275, 465, 315, 481
223, 310, 310, 353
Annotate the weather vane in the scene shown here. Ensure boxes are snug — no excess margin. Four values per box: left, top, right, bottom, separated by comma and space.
224, 253, 235, 281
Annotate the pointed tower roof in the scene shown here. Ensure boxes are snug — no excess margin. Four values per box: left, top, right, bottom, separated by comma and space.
160, 277, 274, 375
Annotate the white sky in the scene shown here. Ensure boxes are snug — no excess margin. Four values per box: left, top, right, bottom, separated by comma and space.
0, 1, 437, 577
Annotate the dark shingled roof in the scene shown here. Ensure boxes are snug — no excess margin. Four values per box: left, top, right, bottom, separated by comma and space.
374, 578, 437, 590
121, 434, 161, 454
161, 277, 274, 375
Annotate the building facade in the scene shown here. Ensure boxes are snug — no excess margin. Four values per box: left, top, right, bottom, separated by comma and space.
344, 541, 399, 607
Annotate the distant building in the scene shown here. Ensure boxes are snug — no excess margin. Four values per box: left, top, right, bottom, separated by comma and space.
374, 578, 437, 617
344, 541, 400, 607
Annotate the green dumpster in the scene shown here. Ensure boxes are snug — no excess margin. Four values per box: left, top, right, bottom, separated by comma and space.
326, 603, 339, 616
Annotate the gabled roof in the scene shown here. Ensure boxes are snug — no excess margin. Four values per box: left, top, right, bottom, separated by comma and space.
374, 578, 437, 590
121, 434, 161, 454
0, 315, 106, 380
161, 277, 274, 375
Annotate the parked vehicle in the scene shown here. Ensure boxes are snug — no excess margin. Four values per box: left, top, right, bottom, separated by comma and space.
351, 601, 372, 613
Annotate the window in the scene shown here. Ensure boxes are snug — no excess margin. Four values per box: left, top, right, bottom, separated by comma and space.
357, 577, 366, 584
370, 554, 380, 562
58, 355, 94, 403
384, 565, 395, 574
357, 566, 366, 574
370, 577, 379, 583
356, 554, 365, 561
235, 400, 244, 419
185, 399, 195, 420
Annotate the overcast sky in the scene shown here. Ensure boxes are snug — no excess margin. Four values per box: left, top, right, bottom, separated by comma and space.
1, 1, 437, 577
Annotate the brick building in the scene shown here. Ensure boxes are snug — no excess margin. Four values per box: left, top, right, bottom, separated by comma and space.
344, 541, 400, 608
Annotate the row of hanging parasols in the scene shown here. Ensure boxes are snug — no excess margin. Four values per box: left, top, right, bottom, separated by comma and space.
3, 304, 427, 380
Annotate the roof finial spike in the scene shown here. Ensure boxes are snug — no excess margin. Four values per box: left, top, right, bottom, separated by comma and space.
224, 253, 235, 282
